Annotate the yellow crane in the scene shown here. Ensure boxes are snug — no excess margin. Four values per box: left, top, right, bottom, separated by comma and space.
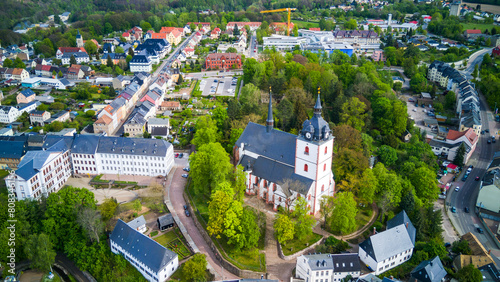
260, 8, 297, 36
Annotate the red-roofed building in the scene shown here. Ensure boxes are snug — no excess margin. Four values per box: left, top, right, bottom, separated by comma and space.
183, 48, 195, 57
56, 47, 87, 59
205, 53, 242, 70
187, 22, 211, 31
493, 46, 500, 57
309, 28, 321, 31
446, 128, 478, 163
270, 22, 294, 35
153, 27, 182, 45
41, 65, 52, 77
211, 27, 221, 39
122, 32, 131, 42
447, 163, 459, 173
226, 22, 261, 31
464, 29, 483, 39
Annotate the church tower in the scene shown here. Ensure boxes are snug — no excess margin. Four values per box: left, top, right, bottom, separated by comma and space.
294, 88, 335, 214
76, 29, 84, 48
266, 87, 274, 132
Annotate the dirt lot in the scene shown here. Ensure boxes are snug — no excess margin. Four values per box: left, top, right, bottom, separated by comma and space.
462, 2, 500, 14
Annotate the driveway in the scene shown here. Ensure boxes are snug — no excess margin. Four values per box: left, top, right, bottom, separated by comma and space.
167, 153, 238, 280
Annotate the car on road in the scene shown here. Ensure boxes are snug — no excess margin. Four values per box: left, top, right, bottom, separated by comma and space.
444, 242, 451, 248
179, 153, 184, 158
451, 207, 457, 213
185, 209, 190, 217
464, 207, 469, 213
488, 139, 492, 144
183, 167, 190, 172
476, 227, 484, 234
485, 129, 489, 133
475, 176, 480, 181
181, 174, 189, 178
467, 167, 473, 173
175, 153, 179, 158
455, 186, 460, 192
462, 174, 468, 181
183, 205, 188, 210
413, 108, 417, 112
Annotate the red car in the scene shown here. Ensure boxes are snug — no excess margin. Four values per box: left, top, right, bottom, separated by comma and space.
175, 153, 179, 158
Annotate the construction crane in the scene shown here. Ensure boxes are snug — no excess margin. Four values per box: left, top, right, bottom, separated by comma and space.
260, 8, 297, 36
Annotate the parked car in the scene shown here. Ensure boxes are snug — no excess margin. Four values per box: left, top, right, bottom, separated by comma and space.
413, 108, 417, 112
486, 129, 490, 133
464, 207, 469, 213
185, 209, 191, 217
183, 205, 188, 210
455, 186, 460, 192
181, 174, 189, 178
488, 139, 492, 144
475, 176, 480, 181
451, 207, 457, 213
476, 227, 484, 234
183, 167, 190, 172
179, 153, 184, 158
462, 174, 468, 181
175, 153, 179, 158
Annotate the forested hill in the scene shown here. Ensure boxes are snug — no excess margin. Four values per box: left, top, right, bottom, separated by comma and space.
462, 0, 500, 5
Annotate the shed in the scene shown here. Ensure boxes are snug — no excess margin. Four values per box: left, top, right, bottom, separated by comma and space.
446, 163, 459, 173
421, 92, 432, 99
127, 215, 147, 234
424, 118, 438, 127
436, 115, 447, 122
157, 213, 174, 231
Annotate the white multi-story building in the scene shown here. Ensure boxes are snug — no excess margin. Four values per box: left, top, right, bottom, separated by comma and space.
110, 219, 178, 282
4, 137, 72, 200
234, 94, 334, 214
296, 253, 361, 282
263, 35, 309, 51
61, 52, 90, 65
359, 211, 416, 275
71, 135, 174, 177
130, 52, 153, 73
0, 106, 20, 123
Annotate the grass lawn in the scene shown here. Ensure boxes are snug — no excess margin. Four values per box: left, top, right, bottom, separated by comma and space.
154, 230, 179, 246
281, 233, 323, 256
355, 204, 374, 231
292, 20, 320, 29
169, 257, 213, 281
150, 230, 159, 237
155, 229, 192, 260
461, 22, 498, 33
216, 238, 266, 272
42, 273, 62, 282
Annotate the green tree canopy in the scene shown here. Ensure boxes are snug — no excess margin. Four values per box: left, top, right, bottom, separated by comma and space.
189, 142, 232, 195
329, 192, 358, 235
24, 233, 56, 272
274, 214, 294, 244
183, 253, 207, 281
192, 116, 219, 147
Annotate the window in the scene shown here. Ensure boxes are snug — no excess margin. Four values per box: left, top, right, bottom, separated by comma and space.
321, 185, 324, 192
325, 146, 328, 154
324, 163, 327, 171
273, 184, 277, 192
305, 146, 309, 155
304, 164, 308, 172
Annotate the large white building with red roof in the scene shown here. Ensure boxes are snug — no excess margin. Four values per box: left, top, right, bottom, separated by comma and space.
429, 128, 478, 164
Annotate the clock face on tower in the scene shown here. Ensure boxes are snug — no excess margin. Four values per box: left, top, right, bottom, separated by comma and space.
305, 132, 312, 140
324, 132, 329, 140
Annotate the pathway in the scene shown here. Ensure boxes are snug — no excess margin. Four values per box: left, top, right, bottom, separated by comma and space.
65, 177, 138, 204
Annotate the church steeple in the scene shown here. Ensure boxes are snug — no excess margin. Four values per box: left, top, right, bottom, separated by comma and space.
314, 87, 322, 117
266, 87, 274, 132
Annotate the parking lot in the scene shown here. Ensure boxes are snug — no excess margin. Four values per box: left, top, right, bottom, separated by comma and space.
406, 99, 436, 134
200, 76, 237, 97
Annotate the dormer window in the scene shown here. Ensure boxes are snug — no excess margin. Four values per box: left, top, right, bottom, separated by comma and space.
305, 146, 309, 155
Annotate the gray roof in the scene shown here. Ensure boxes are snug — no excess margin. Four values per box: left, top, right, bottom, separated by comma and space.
157, 213, 174, 227
386, 210, 416, 245
304, 254, 334, 270
0, 140, 27, 159
151, 127, 169, 136
148, 118, 169, 126
71, 134, 100, 154
96, 136, 171, 156
236, 122, 297, 166
242, 155, 313, 195
127, 215, 146, 230
110, 219, 177, 273
411, 256, 447, 282
358, 274, 383, 282
15, 150, 53, 180
359, 224, 414, 262
19, 89, 35, 98
332, 253, 361, 273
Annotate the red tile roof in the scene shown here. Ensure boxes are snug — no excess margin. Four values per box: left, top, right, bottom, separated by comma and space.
466, 29, 482, 34
58, 47, 87, 54
446, 128, 478, 144
309, 28, 321, 31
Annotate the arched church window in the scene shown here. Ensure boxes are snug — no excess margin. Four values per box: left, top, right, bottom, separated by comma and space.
325, 146, 328, 154
304, 164, 308, 172
305, 146, 309, 155
321, 185, 325, 192
324, 163, 327, 171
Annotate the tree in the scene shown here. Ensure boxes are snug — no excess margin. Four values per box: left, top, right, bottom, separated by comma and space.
14, 57, 26, 68
410, 73, 427, 93
24, 233, 56, 272
85, 110, 96, 118
445, 91, 456, 110
58, 70, 63, 78
472, 64, 479, 79
454, 143, 466, 167
133, 199, 142, 212
434, 102, 444, 113
457, 264, 482, 282
276, 98, 293, 131
452, 239, 471, 255
177, 74, 184, 84
3, 58, 13, 68
329, 192, 357, 235
70, 54, 77, 65
98, 198, 118, 222
107, 55, 113, 67
393, 82, 402, 92
115, 46, 124, 53
84, 40, 98, 54
340, 97, 367, 131
240, 207, 260, 249
344, 19, 358, 30
226, 47, 238, 53
320, 196, 335, 228
274, 214, 294, 244
192, 116, 219, 147
207, 182, 234, 237
77, 207, 104, 243
233, 24, 240, 36
189, 142, 232, 195
377, 145, 398, 166
183, 253, 207, 281
239, 83, 260, 114
292, 198, 315, 240
410, 167, 439, 203
358, 168, 377, 203
486, 37, 492, 46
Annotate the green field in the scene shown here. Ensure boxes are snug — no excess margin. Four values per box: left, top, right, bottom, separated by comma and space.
281, 233, 323, 256
292, 20, 320, 29
461, 22, 498, 33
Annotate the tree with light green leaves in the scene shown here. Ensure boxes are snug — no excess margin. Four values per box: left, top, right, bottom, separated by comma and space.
340, 97, 367, 131
292, 197, 315, 240
377, 145, 398, 167
457, 263, 482, 282
274, 213, 294, 244
329, 192, 357, 235
192, 116, 219, 147
410, 166, 439, 203
183, 253, 207, 281
189, 142, 232, 196
24, 233, 56, 272
358, 168, 377, 203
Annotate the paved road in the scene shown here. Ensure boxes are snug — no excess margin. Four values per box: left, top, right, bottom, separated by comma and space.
168, 154, 238, 280
382, 66, 410, 89
447, 56, 500, 267
461, 48, 493, 80
249, 35, 258, 58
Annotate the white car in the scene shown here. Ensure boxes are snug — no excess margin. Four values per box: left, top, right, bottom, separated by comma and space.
455, 186, 460, 192
413, 108, 417, 112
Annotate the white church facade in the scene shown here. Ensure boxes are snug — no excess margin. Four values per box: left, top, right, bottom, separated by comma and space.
234, 93, 335, 214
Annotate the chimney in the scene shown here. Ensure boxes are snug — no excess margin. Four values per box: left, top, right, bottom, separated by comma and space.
390, 276, 394, 280
488, 250, 491, 255
406, 222, 409, 229
373, 227, 376, 235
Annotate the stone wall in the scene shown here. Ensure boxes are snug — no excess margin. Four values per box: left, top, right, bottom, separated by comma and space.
183, 191, 268, 279
277, 237, 325, 261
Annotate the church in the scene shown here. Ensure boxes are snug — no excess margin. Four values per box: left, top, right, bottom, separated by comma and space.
233, 92, 335, 215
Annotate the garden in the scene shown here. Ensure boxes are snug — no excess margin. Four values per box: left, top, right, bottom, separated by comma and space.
154, 228, 192, 260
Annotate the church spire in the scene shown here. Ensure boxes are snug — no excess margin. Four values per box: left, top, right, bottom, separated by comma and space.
266, 86, 274, 132
314, 87, 322, 117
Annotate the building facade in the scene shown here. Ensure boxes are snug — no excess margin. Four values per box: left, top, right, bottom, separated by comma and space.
205, 53, 242, 70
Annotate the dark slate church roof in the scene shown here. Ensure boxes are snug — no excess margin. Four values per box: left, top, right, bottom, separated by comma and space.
236, 122, 296, 166
110, 219, 177, 273
387, 210, 416, 245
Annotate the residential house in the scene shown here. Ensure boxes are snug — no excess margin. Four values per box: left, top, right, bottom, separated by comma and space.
67, 64, 84, 79
359, 210, 415, 275
47, 110, 70, 124
56, 47, 86, 59
123, 111, 146, 136
0, 138, 27, 169
372, 50, 386, 62
205, 53, 242, 70
29, 110, 51, 126
464, 29, 483, 40
102, 43, 115, 54
110, 219, 179, 281
182, 48, 195, 58
147, 118, 170, 134
113, 75, 133, 90
210, 27, 221, 39
129, 52, 152, 73
80, 65, 95, 77
226, 22, 262, 31
59, 12, 71, 22
152, 28, 182, 46
331, 30, 380, 45
134, 39, 171, 64
11, 68, 29, 81
0, 106, 20, 123
102, 38, 120, 45
160, 101, 181, 111
410, 256, 447, 282
122, 32, 131, 42
453, 233, 494, 270
41, 65, 52, 77
296, 253, 361, 282
101, 53, 127, 65
16, 89, 36, 104
127, 215, 147, 234
0, 128, 14, 136
61, 52, 90, 65
429, 128, 478, 164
